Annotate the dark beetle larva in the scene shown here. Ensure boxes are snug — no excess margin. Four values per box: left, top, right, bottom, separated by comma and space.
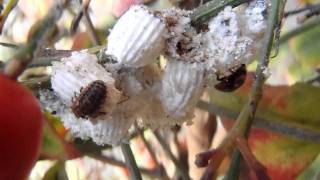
214, 64, 247, 92
71, 80, 107, 118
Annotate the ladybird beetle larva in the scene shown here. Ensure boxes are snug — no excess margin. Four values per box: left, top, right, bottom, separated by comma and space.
71, 80, 107, 119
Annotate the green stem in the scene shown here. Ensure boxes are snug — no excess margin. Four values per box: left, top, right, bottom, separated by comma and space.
279, 17, 320, 44
121, 143, 143, 180
191, 0, 249, 25
225, 0, 286, 179
223, 151, 242, 180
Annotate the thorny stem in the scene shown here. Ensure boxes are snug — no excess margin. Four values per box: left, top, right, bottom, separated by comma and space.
279, 16, 320, 44
190, 0, 249, 25
121, 143, 143, 180
224, 0, 286, 179
2, 0, 68, 80
153, 130, 191, 180
0, 0, 18, 33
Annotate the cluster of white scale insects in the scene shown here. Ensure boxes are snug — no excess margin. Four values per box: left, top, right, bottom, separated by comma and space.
42, 0, 268, 146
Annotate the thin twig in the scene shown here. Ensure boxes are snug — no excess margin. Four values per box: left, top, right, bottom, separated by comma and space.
6, 46, 102, 69
0, 0, 18, 34
136, 126, 170, 179
153, 130, 191, 180
279, 16, 320, 44
0, 41, 19, 49
3, 0, 68, 80
190, 0, 249, 25
121, 143, 143, 180
136, 127, 159, 167
89, 154, 161, 178
78, 0, 100, 45
284, 3, 320, 18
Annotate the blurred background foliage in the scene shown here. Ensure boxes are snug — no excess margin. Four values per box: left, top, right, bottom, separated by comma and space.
1, 0, 320, 179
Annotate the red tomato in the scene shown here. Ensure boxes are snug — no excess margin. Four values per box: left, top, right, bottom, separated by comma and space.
0, 73, 43, 180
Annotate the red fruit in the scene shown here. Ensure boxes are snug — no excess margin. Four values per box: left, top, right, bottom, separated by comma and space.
0, 73, 43, 180
112, 0, 144, 17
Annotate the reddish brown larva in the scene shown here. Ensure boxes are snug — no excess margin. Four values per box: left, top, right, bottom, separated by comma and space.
71, 80, 107, 118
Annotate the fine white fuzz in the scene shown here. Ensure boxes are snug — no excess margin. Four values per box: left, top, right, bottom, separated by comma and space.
106, 5, 167, 67
162, 9, 206, 63
160, 59, 206, 118
204, 6, 253, 77
244, 0, 268, 34
204, 0, 268, 78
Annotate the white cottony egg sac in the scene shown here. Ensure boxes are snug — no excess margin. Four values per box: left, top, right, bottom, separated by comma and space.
106, 5, 167, 68
160, 59, 206, 118
43, 0, 269, 146
162, 8, 206, 63
204, 0, 268, 77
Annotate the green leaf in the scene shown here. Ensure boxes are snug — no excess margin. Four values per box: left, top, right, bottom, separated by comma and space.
41, 112, 80, 160
288, 26, 320, 79
42, 161, 68, 180
207, 76, 320, 179
297, 153, 320, 180
206, 76, 320, 141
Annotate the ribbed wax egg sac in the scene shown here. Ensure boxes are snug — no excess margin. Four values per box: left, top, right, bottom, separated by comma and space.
204, 0, 268, 78
40, 89, 136, 145
50, 51, 137, 145
106, 5, 167, 68
59, 107, 136, 146
159, 59, 206, 123
51, 51, 121, 115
